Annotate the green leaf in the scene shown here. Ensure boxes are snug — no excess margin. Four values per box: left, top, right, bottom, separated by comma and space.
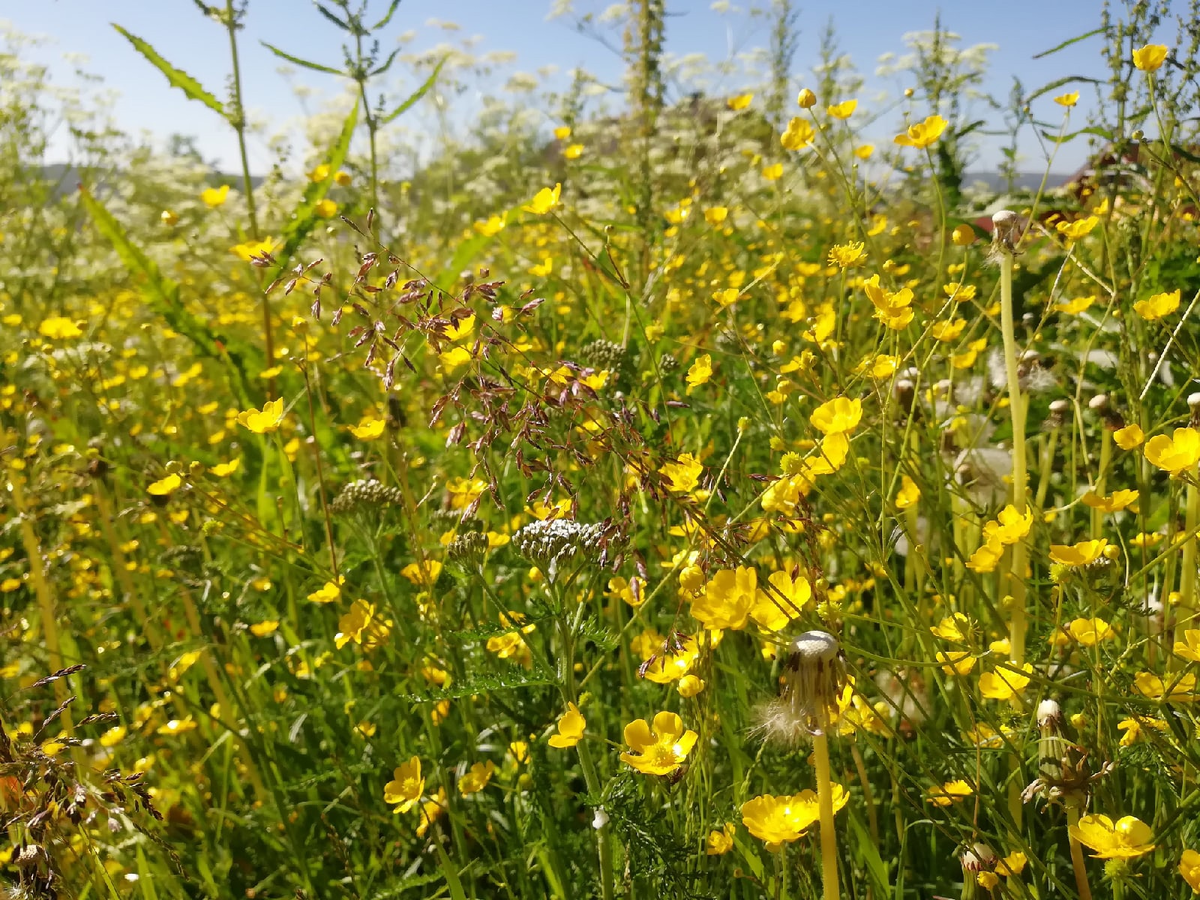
371, 0, 403, 30
1039, 125, 1113, 144
1024, 75, 1104, 104
313, 2, 351, 31
848, 808, 890, 898
260, 41, 345, 76
1033, 27, 1104, 59
370, 47, 403, 78
112, 25, 226, 119
380, 56, 448, 124
79, 187, 257, 406
267, 101, 359, 274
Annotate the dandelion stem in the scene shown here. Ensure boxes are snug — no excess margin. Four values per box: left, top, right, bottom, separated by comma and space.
1066, 806, 1093, 900
998, 246, 1029, 665
1180, 478, 1199, 634
812, 732, 840, 900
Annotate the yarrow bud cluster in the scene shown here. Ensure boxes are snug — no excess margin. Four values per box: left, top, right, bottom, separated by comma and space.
580, 339, 627, 371
513, 518, 624, 578
447, 531, 488, 566
331, 478, 404, 514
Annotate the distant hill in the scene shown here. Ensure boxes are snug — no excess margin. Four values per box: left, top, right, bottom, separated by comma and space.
962, 171, 1073, 192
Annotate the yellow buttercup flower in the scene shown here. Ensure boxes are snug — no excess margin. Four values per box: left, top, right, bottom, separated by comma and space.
524, 183, 562, 215
1049, 538, 1108, 567
457, 760, 495, 796
1132, 43, 1168, 72
796, 88, 816, 108
692, 566, 758, 631
1134, 671, 1196, 701
826, 99, 857, 119
936, 651, 976, 675
1081, 489, 1138, 513
927, 779, 972, 806
384, 756, 424, 813
930, 613, 970, 643
895, 474, 921, 509
1133, 289, 1181, 321
308, 577, 344, 604
727, 93, 753, 111
704, 206, 729, 226
686, 354, 713, 391
548, 703, 585, 748
780, 117, 815, 151
349, 416, 386, 440
236, 398, 285, 434
201, 184, 229, 207
1056, 216, 1099, 241
1054, 92, 1079, 107
148, 473, 182, 496
659, 453, 703, 493
1174, 629, 1200, 663
619, 711, 697, 776
1064, 617, 1113, 646
979, 662, 1032, 700
827, 241, 865, 268
740, 785, 847, 850
1114, 423, 1145, 450
1069, 814, 1155, 859
1180, 848, 1200, 891
38, 316, 83, 340
810, 397, 862, 435
705, 823, 735, 855
984, 505, 1034, 545
893, 114, 947, 149
474, 214, 506, 236
1145, 427, 1200, 475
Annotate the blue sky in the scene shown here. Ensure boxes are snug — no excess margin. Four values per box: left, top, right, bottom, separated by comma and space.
3, 0, 1164, 175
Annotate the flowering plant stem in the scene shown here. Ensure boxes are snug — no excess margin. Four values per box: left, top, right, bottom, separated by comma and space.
554, 594, 615, 900
1066, 807, 1093, 900
1182, 479, 1199, 632
998, 249, 1029, 665
812, 732, 840, 900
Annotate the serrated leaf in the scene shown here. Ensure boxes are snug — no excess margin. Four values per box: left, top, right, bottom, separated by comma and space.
313, 2, 352, 31
372, 0, 403, 30
370, 47, 402, 78
267, 100, 359, 274
112, 25, 226, 119
381, 56, 448, 124
260, 41, 345, 76
79, 187, 257, 406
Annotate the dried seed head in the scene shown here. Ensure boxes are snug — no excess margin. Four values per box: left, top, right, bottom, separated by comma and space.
991, 209, 1025, 254
1046, 398, 1070, 430
756, 630, 847, 744
961, 842, 997, 872
1189, 392, 1200, 428
1037, 699, 1063, 731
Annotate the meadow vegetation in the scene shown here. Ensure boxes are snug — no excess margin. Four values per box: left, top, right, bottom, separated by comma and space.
7, 1, 1200, 897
